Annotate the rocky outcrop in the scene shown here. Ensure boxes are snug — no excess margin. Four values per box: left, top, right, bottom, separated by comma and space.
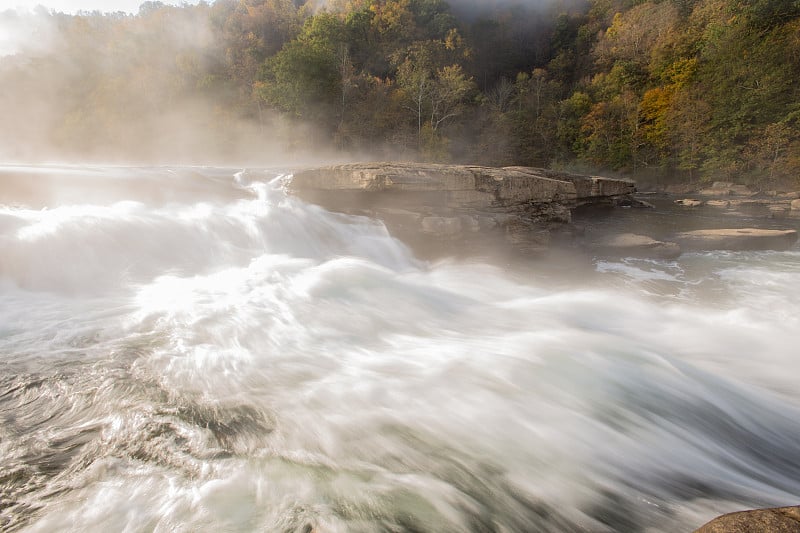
674, 228, 798, 251
695, 505, 800, 533
592, 233, 681, 259
289, 163, 636, 246
290, 163, 633, 214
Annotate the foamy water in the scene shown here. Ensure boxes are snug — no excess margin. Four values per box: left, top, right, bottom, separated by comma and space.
1, 165, 799, 532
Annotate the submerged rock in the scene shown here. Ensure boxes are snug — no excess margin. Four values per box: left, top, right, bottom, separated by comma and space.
674, 228, 798, 251
614, 197, 655, 208
593, 233, 681, 259
695, 505, 800, 533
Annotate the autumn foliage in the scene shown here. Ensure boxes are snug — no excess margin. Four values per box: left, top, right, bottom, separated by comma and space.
1, 0, 799, 187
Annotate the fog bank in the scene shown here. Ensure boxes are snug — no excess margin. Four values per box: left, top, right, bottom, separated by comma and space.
0, 5, 342, 166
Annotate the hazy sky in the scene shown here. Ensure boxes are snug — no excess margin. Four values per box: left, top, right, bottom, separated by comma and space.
6, 1, 201, 14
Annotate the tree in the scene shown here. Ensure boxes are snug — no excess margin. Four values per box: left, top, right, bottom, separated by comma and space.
394, 38, 475, 153
256, 13, 345, 125
667, 89, 710, 180
579, 90, 640, 170
743, 122, 799, 186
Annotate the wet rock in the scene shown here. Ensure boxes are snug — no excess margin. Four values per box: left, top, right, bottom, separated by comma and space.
706, 200, 730, 208
791, 199, 800, 211
780, 191, 800, 200
676, 199, 703, 207
613, 197, 655, 208
593, 233, 681, 259
694, 505, 800, 533
674, 228, 798, 251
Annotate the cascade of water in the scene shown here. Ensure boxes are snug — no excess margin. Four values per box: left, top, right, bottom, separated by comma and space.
1, 165, 799, 532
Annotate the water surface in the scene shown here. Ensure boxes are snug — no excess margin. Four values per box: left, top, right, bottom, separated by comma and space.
1, 165, 799, 532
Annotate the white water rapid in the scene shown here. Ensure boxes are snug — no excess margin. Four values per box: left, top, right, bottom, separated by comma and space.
1, 165, 799, 532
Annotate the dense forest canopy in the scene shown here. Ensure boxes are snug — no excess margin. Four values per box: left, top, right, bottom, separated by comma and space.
1, 0, 799, 187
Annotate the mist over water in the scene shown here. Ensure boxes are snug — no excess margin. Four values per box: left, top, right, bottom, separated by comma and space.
1, 165, 800, 532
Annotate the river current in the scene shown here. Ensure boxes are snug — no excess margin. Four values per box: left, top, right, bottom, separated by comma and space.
1, 165, 799, 532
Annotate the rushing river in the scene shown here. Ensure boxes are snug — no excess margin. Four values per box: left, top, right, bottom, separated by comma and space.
1, 165, 799, 532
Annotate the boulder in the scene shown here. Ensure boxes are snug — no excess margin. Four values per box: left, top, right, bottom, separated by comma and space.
613, 197, 656, 208
593, 233, 681, 259
695, 505, 800, 533
674, 228, 798, 251
791, 199, 800, 211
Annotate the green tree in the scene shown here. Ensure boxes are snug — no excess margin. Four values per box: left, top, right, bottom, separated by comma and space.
257, 13, 345, 125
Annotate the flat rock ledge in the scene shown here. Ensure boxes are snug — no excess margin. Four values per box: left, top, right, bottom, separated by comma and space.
695, 505, 800, 533
674, 228, 798, 251
289, 163, 636, 248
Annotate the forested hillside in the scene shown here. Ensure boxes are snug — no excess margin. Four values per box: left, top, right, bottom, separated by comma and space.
2, 0, 799, 187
